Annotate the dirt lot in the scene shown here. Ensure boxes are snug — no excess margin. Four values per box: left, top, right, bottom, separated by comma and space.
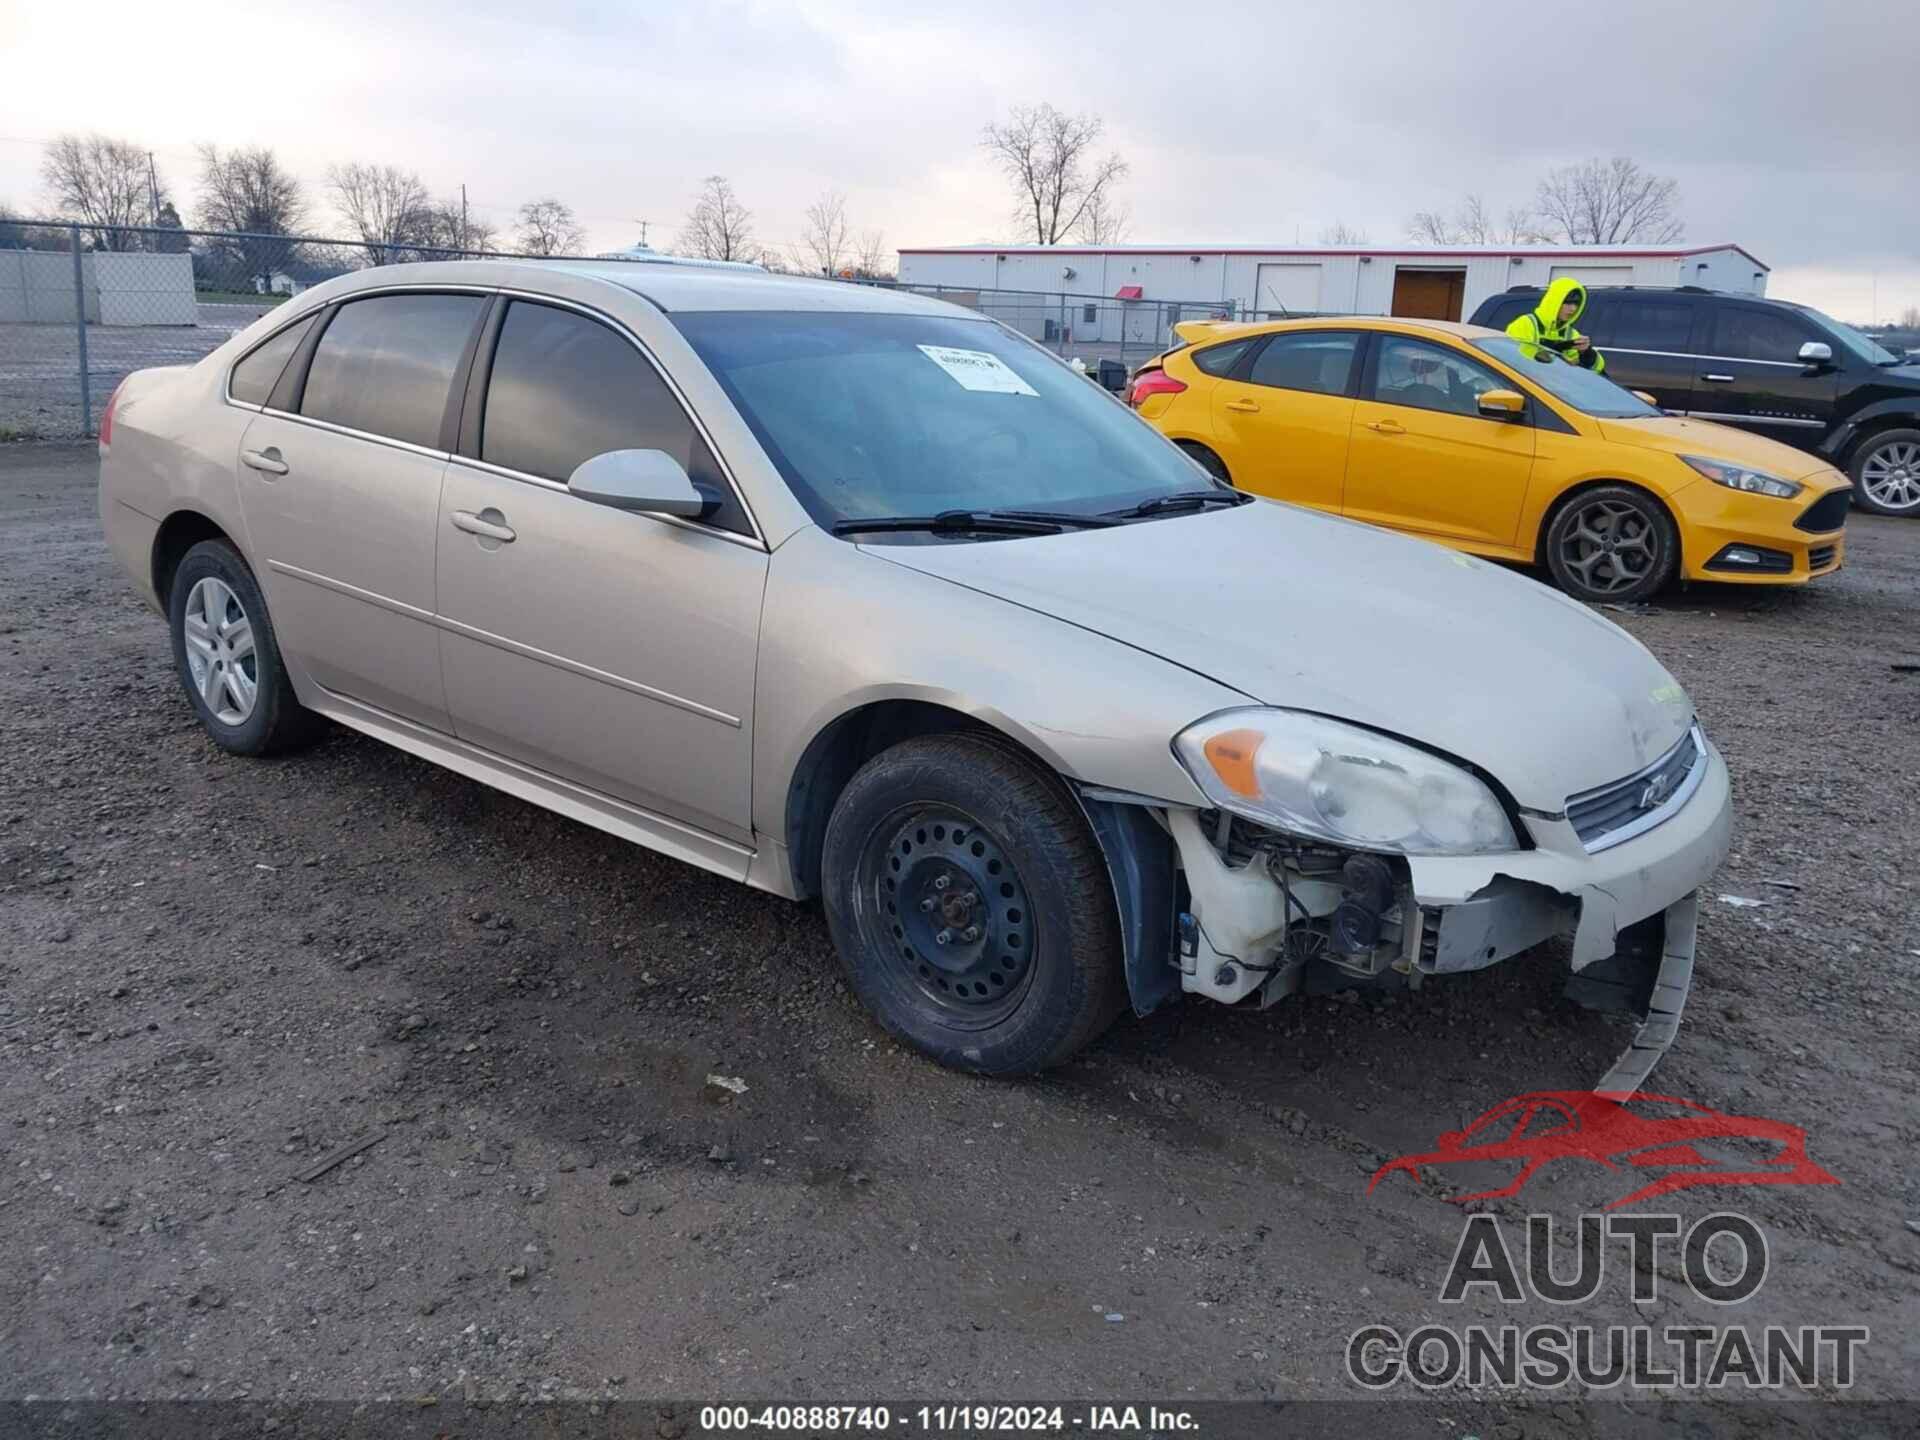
2, 441, 1917, 1425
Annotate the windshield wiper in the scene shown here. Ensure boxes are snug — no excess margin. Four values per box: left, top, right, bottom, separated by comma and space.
991, 508, 1122, 528
1104, 489, 1250, 519
831, 509, 1065, 538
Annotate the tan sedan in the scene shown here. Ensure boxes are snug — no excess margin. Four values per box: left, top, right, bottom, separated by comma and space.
98, 260, 1729, 1084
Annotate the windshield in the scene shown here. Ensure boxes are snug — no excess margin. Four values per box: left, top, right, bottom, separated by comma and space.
1794, 306, 1902, 366
672, 311, 1217, 531
1471, 336, 1661, 419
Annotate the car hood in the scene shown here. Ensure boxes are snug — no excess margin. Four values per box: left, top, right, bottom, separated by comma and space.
864, 501, 1694, 809
1595, 415, 1839, 480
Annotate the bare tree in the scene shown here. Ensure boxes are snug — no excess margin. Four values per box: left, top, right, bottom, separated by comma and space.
421, 197, 496, 255
1534, 158, 1683, 245
40, 134, 164, 249
1900, 304, 1920, 331
1076, 188, 1131, 245
797, 190, 852, 276
981, 103, 1129, 245
855, 229, 892, 279
514, 198, 585, 256
197, 144, 309, 290
1318, 221, 1369, 245
1407, 193, 1548, 246
329, 163, 431, 264
678, 176, 755, 262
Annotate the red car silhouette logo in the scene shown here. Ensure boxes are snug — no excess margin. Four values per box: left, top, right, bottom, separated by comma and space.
1368, 1091, 1838, 1210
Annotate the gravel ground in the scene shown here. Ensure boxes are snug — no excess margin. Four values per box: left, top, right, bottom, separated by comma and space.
2, 441, 1917, 1423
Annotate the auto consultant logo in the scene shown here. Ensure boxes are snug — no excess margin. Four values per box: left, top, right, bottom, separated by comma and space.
1367, 1090, 1839, 1210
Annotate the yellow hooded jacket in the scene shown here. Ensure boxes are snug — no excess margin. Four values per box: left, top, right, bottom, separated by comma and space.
1506, 277, 1606, 375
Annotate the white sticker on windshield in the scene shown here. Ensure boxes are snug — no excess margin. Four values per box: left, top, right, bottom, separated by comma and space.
916, 344, 1039, 396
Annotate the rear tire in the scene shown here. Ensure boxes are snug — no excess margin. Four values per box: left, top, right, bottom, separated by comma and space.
820, 734, 1124, 1074
1542, 485, 1679, 605
1176, 441, 1231, 484
1848, 427, 1920, 516
168, 539, 324, 755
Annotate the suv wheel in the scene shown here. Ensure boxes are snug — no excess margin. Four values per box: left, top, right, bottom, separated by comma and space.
820, 734, 1125, 1074
1543, 486, 1679, 605
169, 539, 323, 755
1851, 428, 1920, 516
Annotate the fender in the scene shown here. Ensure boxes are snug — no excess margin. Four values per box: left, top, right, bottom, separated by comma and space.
1820, 398, 1920, 460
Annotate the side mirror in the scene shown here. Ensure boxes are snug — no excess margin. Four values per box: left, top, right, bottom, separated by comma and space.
1632, 390, 1660, 407
1476, 388, 1526, 420
1798, 340, 1834, 366
567, 448, 717, 520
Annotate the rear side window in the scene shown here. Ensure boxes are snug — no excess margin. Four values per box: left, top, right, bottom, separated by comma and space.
1712, 306, 1816, 363
480, 300, 749, 535
300, 293, 484, 448
1599, 299, 1694, 352
1247, 332, 1358, 396
229, 314, 317, 406
1191, 338, 1255, 377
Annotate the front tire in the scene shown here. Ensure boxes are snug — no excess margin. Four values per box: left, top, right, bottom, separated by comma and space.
168, 539, 323, 755
1542, 485, 1679, 604
1849, 427, 1920, 516
820, 734, 1125, 1074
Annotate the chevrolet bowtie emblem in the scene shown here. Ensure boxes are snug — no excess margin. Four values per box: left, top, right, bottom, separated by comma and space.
1638, 772, 1674, 811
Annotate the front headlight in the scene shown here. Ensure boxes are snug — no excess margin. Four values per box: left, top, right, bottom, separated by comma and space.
1173, 710, 1518, 856
1680, 453, 1803, 499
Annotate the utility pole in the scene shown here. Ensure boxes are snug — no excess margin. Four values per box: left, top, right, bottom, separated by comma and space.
461, 184, 469, 249
147, 151, 160, 227
633, 218, 650, 247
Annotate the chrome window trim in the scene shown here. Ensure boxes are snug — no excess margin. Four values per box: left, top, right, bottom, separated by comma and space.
1567, 724, 1708, 854
1603, 346, 1819, 370
1677, 411, 1825, 428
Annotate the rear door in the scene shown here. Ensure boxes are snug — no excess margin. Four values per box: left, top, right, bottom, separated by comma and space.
1693, 302, 1840, 452
1207, 329, 1361, 513
1582, 293, 1701, 413
1344, 333, 1536, 548
234, 290, 488, 731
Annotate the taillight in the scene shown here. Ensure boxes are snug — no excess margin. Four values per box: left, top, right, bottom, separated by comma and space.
1126, 368, 1187, 408
99, 380, 126, 447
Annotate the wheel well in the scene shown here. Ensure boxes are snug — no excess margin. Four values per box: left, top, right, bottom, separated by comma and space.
1841, 417, 1920, 470
784, 700, 1052, 901
151, 511, 231, 609
1173, 439, 1229, 481
1534, 480, 1675, 566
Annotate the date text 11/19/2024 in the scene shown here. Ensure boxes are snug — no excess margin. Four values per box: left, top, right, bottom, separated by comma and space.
699, 1406, 1200, 1432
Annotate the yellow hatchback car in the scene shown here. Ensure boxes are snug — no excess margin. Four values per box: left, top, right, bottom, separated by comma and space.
1128, 317, 1853, 604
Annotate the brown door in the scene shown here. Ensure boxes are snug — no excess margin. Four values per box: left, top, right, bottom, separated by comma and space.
1391, 269, 1466, 321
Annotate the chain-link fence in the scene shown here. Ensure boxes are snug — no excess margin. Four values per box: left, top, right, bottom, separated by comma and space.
0, 221, 1369, 438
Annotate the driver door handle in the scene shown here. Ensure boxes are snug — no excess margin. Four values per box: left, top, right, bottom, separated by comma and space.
241, 447, 288, 476
1224, 398, 1261, 413
450, 509, 516, 543
1366, 420, 1407, 435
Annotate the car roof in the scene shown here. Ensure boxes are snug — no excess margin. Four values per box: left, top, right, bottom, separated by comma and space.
1204, 315, 1505, 343
318, 258, 970, 318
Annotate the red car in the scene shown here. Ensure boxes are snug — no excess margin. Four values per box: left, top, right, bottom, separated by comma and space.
1368, 1091, 1838, 1210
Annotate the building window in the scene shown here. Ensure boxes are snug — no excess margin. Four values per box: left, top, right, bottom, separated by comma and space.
1082, 304, 1098, 324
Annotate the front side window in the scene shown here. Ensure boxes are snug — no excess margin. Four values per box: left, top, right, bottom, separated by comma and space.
1712, 306, 1815, 363
300, 293, 484, 448
1371, 336, 1507, 418
1247, 331, 1358, 396
672, 311, 1214, 530
480, 300, 748, 534
229, 314, 317, 406
1471, 337, 1659, 419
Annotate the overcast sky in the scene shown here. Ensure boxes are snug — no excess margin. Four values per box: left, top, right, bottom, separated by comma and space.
3, 0, 1916, 321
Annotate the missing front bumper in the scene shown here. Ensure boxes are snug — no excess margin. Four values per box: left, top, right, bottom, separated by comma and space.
1565, 893, 1698, 1095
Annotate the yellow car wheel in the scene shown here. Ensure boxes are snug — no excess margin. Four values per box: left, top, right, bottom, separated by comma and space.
1542, 485, 1679, 606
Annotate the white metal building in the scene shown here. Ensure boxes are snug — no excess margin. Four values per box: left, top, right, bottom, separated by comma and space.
896, 243, 1769, 342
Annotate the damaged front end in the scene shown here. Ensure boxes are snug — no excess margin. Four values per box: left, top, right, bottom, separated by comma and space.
1153, 715, 1732, 1094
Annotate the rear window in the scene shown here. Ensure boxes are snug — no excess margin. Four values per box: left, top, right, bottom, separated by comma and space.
1191, 338, 1256, 377
1599, 299, 1694, 352
229, 314, 316, 407
300, 293, 484, 448
1474, 295, 1536, 332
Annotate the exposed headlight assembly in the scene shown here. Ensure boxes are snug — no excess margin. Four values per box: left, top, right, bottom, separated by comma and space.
1174, 709, 1518, 856
1680, 454, 1802, 499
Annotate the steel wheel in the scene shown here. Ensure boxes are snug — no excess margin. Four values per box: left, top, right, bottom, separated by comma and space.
1557, 497, 1659, 596
1860, 439, 1920, 512
863, 805, 1035, 1028
181, 576, 258, 726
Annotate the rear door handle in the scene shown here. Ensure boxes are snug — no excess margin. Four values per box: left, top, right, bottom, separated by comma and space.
1700, 374, 1736, 383
450, 509, 516, 543
1224, 398, 1261, 413
1366, 420, 1407, 435
241, 447, 288, 476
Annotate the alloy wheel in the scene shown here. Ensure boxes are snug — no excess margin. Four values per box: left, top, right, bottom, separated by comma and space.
182, 577, 258, 726
1558, 498, 1658, 596
1860, 440, 1920, 511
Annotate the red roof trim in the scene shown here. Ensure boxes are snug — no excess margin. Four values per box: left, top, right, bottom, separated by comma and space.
899, 243, 1770, 270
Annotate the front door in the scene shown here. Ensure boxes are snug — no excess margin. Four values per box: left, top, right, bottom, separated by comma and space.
234, 290, 488, 731
1344, 333, 1537, 549
433, 298, 767, 851
1208, 329, 1360, 514
1693, 303, 1840, 455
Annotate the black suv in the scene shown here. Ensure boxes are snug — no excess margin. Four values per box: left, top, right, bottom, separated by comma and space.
1469, 286, 1920, 516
